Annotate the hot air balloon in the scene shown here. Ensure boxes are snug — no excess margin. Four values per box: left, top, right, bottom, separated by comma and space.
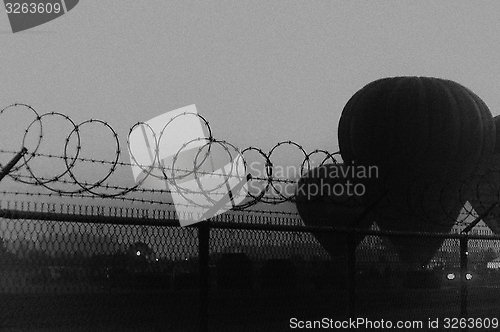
337, 76, 496, 266
295, 163, 372, 258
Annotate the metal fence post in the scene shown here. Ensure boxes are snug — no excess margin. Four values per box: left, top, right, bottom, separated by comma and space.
0, 147, 27, 183
198, 220, 210, 332
459, 235, 468, 320
458, 202, 497, 325
347, 229, 356, 318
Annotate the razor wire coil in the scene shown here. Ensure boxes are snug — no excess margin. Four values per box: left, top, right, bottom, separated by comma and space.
0, 103, 341, 210
1, 103, 499, 226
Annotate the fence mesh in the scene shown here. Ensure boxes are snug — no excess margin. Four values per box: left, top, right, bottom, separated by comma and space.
1, 200, 500, 332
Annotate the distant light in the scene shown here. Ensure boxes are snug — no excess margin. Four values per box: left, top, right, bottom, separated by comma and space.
155, 258, 159, 261
447, 273, 455, 280
136, 250, 141, 256
466, 273, 472, 280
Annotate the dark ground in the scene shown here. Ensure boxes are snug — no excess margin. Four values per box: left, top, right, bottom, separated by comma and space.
1, 286, 498, 332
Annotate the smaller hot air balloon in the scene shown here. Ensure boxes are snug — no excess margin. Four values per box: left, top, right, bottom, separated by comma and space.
295, 163, 373, 258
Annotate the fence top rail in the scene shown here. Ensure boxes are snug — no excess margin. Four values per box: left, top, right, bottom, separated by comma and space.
2, 207, 500, 241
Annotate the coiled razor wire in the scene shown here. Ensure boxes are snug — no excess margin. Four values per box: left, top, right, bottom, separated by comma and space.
0, 103, 340, 210
1, 103, 498, 226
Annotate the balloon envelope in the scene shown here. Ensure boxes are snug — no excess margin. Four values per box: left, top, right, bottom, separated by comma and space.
295, 163, 373, 258
338, 77, 496, 265
338, 77, 495, 181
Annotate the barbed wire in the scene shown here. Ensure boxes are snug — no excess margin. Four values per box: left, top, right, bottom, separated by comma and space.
0, 197, 302, 222
0, 103, 340, 209
2, 103, 500, 229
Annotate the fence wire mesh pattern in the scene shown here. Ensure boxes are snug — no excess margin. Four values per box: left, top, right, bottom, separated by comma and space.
1, 200, 500, 331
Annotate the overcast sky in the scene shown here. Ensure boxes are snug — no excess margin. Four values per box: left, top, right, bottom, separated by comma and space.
1, 1, 500, 213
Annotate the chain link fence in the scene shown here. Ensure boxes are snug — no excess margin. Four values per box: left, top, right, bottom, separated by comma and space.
1, 200, 500, 331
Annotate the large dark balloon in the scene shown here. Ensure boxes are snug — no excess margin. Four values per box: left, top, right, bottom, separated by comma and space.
375, 200, 464, 266
337, 77, 496, 266
338, 77, 495, 180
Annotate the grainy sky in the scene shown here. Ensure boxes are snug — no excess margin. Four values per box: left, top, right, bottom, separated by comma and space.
2, 1, 500, 256
1, 1, 500, 207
